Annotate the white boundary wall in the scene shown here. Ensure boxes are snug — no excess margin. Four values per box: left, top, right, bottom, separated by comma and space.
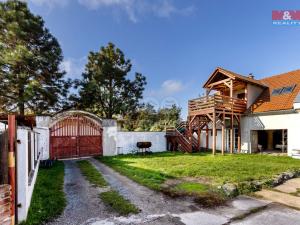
36, 116, 166, 157
17, 127, 41, 223
241, 111, 300, 156
116, 132, 166, 155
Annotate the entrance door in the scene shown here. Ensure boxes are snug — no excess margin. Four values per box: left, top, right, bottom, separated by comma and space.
50, 114, 103, 159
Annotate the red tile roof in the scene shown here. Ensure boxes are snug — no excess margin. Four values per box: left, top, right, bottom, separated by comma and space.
251, 69, 300, 113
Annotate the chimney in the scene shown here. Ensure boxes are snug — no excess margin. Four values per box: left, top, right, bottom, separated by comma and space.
248, 73, 254, 79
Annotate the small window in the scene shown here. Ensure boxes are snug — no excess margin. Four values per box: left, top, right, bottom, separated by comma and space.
272, 88, 283, 96
281, 85, 296, 94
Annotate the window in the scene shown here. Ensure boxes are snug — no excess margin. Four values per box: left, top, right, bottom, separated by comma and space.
281, 85, 296, 94
272, 88, 283, 95
272, 84, 296, 96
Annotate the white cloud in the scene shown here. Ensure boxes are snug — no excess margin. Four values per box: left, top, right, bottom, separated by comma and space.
161, 80, 184, 94
28, 0, 69, 8
60, 57, 87, 79
78, 0, 195, 22
144, 80, 185, 109
23, 0, 195, 21
147, 79, 186, 99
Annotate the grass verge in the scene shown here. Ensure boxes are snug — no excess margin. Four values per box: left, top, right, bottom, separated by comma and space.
77, 160, 139, 215
20, 161, 65, 225
77, 160, 107, 187
100, 190, 139, 216
172, 182, 209, 194
97, 152, 300, 188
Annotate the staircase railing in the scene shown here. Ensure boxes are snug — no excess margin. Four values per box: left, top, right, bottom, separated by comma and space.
166, 121, 200, 153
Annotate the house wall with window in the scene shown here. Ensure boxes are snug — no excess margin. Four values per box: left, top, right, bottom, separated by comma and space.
17, 127, 41, 223
241, 111, 300, 156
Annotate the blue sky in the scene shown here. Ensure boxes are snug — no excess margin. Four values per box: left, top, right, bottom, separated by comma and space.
26, 0, 300, 118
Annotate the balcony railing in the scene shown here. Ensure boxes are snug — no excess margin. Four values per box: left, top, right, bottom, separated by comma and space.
188, 95, 247, 115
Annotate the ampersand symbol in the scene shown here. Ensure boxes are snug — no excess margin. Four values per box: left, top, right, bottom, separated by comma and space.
283, 11, 292, 20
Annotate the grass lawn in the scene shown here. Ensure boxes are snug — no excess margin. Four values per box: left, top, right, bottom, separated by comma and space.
77, 160, 107, 187
173, 182, 209, 194
20, 161, 65, 225
99, 191, 139, 216
97, 152, 300, 191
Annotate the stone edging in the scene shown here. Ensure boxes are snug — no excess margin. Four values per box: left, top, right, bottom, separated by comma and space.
220, 169, 300, 197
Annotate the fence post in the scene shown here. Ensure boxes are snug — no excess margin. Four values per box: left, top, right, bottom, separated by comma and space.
8, 115, 16, 225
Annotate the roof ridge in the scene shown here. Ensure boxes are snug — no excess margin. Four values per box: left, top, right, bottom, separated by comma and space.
259, 69, 300, 81
217, 66, 260, 80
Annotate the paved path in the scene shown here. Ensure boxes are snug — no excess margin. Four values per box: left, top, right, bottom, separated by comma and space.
47, 159, 300, 225
275, 177, 300, 194
256, 177, 300, 209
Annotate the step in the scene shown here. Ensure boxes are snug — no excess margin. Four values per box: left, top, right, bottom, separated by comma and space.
255, 190, 300, 209
292, 155, 300, 159
292, 149, 300, 154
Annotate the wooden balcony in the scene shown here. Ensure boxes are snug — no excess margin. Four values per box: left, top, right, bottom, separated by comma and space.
188, 95, 247, 116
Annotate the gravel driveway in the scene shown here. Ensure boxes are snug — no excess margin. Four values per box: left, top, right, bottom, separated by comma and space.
45, 160, 115, 225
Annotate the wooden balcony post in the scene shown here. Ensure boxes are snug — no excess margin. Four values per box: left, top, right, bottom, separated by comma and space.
221, 112, 225, 155
230, 79, 233, 97
230, 113, 234, 154
238, 115, 241, 153
206, 124, 209, 150
197, 117, 201, 151
212, 110, 216, 155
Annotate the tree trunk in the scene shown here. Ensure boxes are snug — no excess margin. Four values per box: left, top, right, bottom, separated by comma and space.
18, 102, 25, 116
18, 86, 25, 115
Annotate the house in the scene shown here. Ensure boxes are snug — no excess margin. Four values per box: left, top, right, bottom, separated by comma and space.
166, 67, 300, 159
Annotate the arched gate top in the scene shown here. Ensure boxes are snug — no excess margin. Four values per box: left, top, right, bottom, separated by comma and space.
49, 110, 102, 128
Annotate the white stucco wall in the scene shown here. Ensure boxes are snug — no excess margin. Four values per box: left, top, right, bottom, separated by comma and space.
247, 84, 264, 108
35, 116, 51, 160
241, 111, 300, 156
116, 132, 166, 154
17, 128, 40, 223
196, 130, 233, 151
34, 127, 49, 160
0, 122, 6, 132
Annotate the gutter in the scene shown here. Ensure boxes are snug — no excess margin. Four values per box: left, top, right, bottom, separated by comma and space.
243, 109, 297, 117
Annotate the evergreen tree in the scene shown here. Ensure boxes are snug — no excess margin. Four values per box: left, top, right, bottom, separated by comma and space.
0, 0, 70, 115
76, 42, 146, 118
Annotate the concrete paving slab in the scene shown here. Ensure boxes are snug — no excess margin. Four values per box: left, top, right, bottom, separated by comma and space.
274, 178, 300, 193
256, 189, 300, 209
206, 196, 270, 220
232, 204, 300, 225
230, 196, 270, 211
172, 211, 228, 225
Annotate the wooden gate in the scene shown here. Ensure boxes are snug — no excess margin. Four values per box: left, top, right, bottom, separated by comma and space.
50, 114, 103, 159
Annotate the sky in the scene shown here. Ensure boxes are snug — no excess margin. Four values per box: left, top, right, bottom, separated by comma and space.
25, 0, 300, 118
